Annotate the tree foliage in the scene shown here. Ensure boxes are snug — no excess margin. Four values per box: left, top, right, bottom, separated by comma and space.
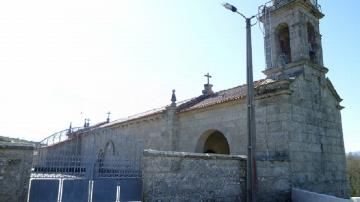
347, 153, 360, 197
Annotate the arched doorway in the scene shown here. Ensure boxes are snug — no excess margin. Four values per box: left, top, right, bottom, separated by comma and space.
196, 130, 230, 155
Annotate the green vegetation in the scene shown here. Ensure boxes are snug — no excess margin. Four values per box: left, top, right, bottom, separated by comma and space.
347, 153, 360, 197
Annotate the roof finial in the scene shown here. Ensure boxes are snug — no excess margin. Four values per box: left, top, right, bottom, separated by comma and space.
204, 73, 212, 85
171, 89, 177, 107
68, 122, 72, 133
202, 73, 214, 96
106, 111, 111, 123
84, 118, 90, 127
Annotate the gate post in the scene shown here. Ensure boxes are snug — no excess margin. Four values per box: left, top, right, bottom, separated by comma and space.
115, 186, 121, 202
27, 179, 33, 202
57, 179, 64, 202
88, 180, 94, 202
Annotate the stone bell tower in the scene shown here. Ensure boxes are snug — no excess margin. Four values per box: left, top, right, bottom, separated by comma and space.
261, 0, 326, 80
258, 0, 351, 199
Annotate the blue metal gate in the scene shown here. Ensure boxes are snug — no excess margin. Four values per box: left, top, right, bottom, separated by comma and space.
28, 127, 143, 202
28, 178, 142, 202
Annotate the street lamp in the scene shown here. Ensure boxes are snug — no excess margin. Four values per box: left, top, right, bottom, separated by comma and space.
223, 3, 257, 202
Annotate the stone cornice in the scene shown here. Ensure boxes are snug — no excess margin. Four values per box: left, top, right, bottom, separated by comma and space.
255, 79, 293, 99
263, 59, 329, 77
326, 78, 343, 103
270, 0, 324, 19
0, 143, 35, 150
108, 113, 164, 129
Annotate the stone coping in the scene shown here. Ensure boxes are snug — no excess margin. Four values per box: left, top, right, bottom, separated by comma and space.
0, 136, 37, 150
143, 149, 247, 161
352, 197, 360, 202
0, 142, 35, 150
292, 188, 351, 202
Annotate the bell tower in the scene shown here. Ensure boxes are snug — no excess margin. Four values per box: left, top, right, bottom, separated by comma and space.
261, 0, 326, 79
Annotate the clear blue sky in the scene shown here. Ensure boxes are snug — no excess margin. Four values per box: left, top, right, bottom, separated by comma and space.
0, 0, 359, 152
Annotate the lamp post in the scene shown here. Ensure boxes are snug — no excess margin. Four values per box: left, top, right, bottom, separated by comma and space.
223, 3, 257, 202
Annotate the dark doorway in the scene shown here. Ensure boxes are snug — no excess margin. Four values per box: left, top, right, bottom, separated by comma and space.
196, 130, 230, 155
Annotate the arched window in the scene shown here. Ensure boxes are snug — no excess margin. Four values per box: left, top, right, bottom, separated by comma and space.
276, 24, 292, 65
307, 22, 317, 63
102, 141, 115, 167
196, 130, 230, 155
104, 141, 115, 156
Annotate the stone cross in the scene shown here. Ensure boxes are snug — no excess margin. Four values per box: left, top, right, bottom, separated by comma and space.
204, 73, 212, 85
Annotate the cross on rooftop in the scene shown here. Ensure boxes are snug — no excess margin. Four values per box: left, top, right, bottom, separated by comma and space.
204, 73, 212, 85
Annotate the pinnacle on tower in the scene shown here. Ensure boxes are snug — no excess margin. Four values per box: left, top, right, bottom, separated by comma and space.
171, 89, 177, 107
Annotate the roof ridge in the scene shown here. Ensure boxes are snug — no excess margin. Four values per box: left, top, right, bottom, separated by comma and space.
213, 78, 267, 94
177, 79, 274, 113
85, 79, 271, 129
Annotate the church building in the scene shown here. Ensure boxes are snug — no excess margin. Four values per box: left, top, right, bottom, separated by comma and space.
32, 0, 350, 201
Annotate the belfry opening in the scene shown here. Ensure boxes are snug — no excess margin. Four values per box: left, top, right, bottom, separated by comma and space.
276, 24, 291, 65
307, 22, 317, 63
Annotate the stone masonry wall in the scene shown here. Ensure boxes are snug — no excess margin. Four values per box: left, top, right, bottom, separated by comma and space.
255, 91, 293, 202
287, 72, 350, 198
142, 150, 246, 202
80, 116, 169, 158
177, 101, 248, 155
0, 145, 34, 202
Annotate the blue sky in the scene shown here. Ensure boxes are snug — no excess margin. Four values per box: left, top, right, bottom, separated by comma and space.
0, 0, 359, 152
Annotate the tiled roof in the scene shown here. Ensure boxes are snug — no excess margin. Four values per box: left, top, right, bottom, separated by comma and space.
101, 107, 166, 128
177, 79, 275, 112
43, 79, 280, 144
101, 79, 276, 127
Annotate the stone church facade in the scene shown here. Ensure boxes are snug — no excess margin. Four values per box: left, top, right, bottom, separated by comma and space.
37, 0, 350, 201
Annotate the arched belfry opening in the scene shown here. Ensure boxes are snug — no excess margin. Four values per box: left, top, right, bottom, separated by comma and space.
196, 130, 230, 155
307, 22, 317, 63
276, 24, 291, 65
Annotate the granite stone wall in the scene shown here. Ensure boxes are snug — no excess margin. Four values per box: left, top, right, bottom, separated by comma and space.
142, 150, 246, 202
79, 116, 169, 158
0, 144, 34, 202
176, 101, 248, 155
257, 160, 291, 202
287, 72, 350, 198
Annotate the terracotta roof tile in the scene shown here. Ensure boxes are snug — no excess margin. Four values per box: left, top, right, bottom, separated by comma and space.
177, 79, 275, 112
80, 79, 276, 129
